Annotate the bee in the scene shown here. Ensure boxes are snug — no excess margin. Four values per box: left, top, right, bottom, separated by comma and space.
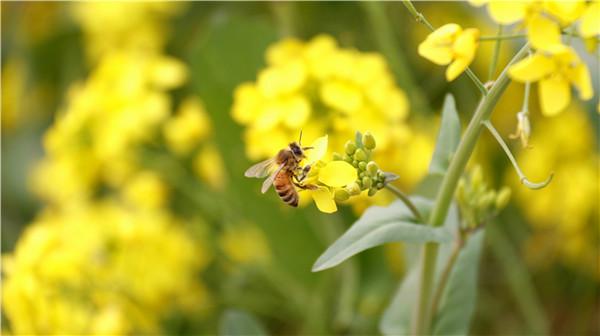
244, 132, 316, 207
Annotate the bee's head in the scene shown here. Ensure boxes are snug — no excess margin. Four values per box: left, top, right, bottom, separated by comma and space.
289, 142, 304, 158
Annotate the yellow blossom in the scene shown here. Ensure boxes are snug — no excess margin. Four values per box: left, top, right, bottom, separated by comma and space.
164, 97, 212, 155
121, 171, 168, 209
579, 1, 600, 38
219, 224, 272, 265
508, 48, 593, 116
418, 23, 480, 81
2, 202, 211, 334
193, 144, 227, 191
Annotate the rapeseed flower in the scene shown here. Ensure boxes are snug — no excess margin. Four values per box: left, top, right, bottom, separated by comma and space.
219, 224, 272, 265
508, 48, 593, 116
2, 201, 211, 334
418, 23, 480, 81
233, 35, 432, 203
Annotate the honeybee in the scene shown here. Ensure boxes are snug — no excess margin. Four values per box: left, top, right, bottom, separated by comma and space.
244, 132, 316, 207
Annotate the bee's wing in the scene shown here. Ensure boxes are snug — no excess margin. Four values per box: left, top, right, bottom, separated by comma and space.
261, 164, 285, 194
244, 158, 276, 178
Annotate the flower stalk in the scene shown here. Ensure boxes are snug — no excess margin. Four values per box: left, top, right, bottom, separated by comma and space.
413, 43, 531, 335
385, 184, 424, 223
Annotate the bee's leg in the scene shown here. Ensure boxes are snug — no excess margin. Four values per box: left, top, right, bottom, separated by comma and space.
295, 165, 311, 182
294, 182, 318, 190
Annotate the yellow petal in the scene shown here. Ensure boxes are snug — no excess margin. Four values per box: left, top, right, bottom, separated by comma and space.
446, 57, 471, 81
508, 54, 555, 82
539, 75, 571, 116
580, 3, 600, 38
527, 14, 562, 52
418, 41, 454, 65
569, 63, 593, 100
318, 161, 357, 187
305, 135, 328, 163
544, 0, 587, 25
488, 1, 528, 25
312, 187, 337, 213
468, 0, 488, 7
453, 28, 479, 60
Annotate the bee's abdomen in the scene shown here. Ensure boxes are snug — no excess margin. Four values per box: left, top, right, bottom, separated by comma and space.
274, 172, 298, 207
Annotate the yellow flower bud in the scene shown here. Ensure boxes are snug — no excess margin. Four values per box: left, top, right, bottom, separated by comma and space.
345, 141, 357, 155
366, 161, 379, 175
334, 188, 351, 202
362, 176, 373, 189
470, 165, 483, 193
354, 148, 367, 162
346, 182, 361, 195
363, 131, 376, 150
358, 161, 367, 171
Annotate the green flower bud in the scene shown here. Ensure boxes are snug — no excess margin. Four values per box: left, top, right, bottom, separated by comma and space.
346, 182, 361, 195
345, 141, 357, 155
456, 178, 466, 204
354, 148, 367, 162
368, 187, 378, 197
343, 154, 353, 163
376, 182, 384, 189
470, 165, 483, 193
352, 160, 359, 167
366, 161, 379, 175
358, 161, 367, 171
478, 190, 496, 210
363, 132, 376, 150
356, 179, 363, 189
332, 152, 343, 161
334, 188, 351, 202
495, 187, 511, 210
359, 172, 366, 178
362, 176, 372, 189
378, 171, 385, 180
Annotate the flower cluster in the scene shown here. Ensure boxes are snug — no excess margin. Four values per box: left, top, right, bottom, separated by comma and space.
233, 35, 434, 205
507, 105, 599, 279
2, 202, 210, 334
469, 0, 597, 116
456, 165, 511, 230
418, 23, 480, 81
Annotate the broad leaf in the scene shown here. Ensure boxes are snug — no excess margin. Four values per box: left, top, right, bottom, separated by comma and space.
312, 197, 452, 272
219, 309, 268, 336
432, 230, 485, 336
429, 94, 461, 174
379, 204, 460, 335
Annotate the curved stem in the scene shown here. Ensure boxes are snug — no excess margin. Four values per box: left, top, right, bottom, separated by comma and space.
385, 184, 424, 223
482, 120, 553, 190
413, 43, 531, 335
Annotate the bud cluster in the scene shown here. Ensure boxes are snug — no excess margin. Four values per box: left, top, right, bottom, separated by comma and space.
456, 165, 511, 231
331, 131, 397, 202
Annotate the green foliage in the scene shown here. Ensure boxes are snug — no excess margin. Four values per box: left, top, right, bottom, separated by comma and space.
219, 309, 268, 336
429, 94, 461, 175
312, 197, 451, 272
432, 230, 484, 335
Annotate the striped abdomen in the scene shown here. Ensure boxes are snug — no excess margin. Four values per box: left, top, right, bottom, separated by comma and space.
274, 170, 298, 207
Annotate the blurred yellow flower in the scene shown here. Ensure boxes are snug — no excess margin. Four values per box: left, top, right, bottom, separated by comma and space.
193, 144, 228, 191
508, 48, 593, 116
164, 97, 212, 155
2, 201, 210, 334
219, 224, 271, 265
70, 2, 184, 62
121, 171, 169, 209
418, 23, 480, 81
579, 1, 600, 38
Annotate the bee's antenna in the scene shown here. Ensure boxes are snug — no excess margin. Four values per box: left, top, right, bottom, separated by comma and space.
298, 129, 303, 145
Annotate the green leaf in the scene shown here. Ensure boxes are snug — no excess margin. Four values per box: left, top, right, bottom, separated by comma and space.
413, 173, 444, 199
379, 204, 460, 335
429, 94, 461, 174
219, 309, 268, 336
312, 197, 452, 272
432, 230, 485, 336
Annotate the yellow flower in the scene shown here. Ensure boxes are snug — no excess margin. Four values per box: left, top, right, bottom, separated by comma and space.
193, 144, 227, 191
508, 48, 593, 116
579, 1, 600, 38
2, 202, 211, 334
164, 97, 212, 155
418, 23, 480, 81
232, 35, 423, 195
121, 171, 168, 209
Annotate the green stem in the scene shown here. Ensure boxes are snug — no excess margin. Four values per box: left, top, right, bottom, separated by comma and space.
402, 0, 487, 96
488, 25, 504, 81
483, 120, 553, 190
385, 184, 424, 223
479, 33, 527, 41
413, 43, 530, 335
429, 238, 464, 322
487, 223, 549, 334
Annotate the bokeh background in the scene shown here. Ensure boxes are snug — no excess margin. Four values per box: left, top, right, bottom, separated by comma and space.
1, 2, 598, 335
